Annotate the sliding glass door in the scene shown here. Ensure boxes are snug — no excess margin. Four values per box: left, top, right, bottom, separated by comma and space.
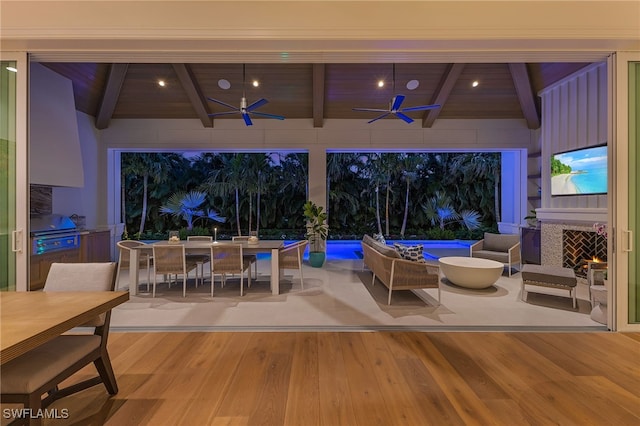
0, 61, 18, 290
0, 53, 28, 291
613, 53, 640, 330
629, 62, 640, 323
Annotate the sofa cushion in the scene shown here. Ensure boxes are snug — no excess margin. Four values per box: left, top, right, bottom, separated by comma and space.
393, 243, 426, 262
521, 264, 577, 287
483, 232, 519, 252
362, 234, 376, 247
370, 240, 400, 258
373, 233, 386, 244
472, 250, 509, 263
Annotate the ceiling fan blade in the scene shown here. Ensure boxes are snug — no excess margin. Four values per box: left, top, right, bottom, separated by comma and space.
251, 111, 286, 120
207, 97, 239, 111
208, 111, 240, 117
353, 108, 390, 112
395, 112, 414, 124
401, 104, 441, 112
368, 113, 390, 123
391, 95, 405, 111
242, 112, 253, 126
246, 98, 268, 112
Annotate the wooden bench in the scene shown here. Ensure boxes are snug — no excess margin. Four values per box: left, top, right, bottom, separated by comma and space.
521, 264, 577, 308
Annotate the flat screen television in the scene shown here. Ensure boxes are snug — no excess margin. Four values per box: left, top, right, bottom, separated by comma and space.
550, 144, 607, 196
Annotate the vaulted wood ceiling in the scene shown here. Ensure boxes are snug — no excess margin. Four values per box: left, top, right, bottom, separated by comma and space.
42, 62, 591, 130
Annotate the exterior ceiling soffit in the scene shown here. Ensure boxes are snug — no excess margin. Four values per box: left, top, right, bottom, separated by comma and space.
312, 64, 325, 128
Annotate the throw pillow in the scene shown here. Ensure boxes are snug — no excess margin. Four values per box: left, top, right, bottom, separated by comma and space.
373, 233, 386, 244
393, 243, 426, 262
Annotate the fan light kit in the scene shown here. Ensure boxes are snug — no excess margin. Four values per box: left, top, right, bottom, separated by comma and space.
353, 64, 440, 124
207, 64, 285, 126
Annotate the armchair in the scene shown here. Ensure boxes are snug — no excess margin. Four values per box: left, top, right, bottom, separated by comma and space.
470, 232, 521, 277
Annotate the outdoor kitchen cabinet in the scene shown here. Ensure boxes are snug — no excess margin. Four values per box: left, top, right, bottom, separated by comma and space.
80, 230, 111, 262
30, 249, 81, 291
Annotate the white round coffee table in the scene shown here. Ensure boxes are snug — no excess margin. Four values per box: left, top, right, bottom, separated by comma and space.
438, 256, 504, 289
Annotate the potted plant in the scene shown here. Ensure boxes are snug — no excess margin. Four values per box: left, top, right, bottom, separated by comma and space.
524, 210, 538, 228
303, 201, 329, 267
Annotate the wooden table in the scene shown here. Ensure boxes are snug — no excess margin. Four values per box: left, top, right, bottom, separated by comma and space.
0, 291, 129, 365
128, 240, 285, 296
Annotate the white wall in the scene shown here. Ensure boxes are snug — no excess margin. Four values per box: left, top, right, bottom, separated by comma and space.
100, 118, 536, 152
102, 117, 535, 228
29, 63, 84, 187
52, 112, 101, 229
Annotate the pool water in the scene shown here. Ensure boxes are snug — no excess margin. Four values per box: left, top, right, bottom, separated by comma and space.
302, 239, 474, 260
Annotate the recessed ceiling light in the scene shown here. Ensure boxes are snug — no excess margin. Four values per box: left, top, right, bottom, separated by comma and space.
472, 80, 479, 88
158, 80, 166, 87
252, 80, 259, 88
6, 66, 17, 73
377, 80, 385, 88
406, 79, 419, 90
218, 79, 231, 90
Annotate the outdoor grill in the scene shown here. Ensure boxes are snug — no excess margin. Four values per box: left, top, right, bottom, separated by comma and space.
30, 214, 80, 255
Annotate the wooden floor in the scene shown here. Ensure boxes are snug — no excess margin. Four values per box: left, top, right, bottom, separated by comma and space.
3, 331, 640, 425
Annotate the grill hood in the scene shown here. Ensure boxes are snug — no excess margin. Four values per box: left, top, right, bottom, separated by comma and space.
30, 214, 78, 236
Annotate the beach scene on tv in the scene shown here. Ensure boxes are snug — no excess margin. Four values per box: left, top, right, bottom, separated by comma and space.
551, 145, 608, 196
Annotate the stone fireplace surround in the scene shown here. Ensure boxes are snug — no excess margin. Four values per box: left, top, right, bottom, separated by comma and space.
538, 208, 608, 282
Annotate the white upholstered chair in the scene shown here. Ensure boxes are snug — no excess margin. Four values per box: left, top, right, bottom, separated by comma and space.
116, 240, 152, 292
1, 262, 119, 423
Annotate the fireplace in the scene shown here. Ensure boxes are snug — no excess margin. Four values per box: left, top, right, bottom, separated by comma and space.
562, 229, 607, 278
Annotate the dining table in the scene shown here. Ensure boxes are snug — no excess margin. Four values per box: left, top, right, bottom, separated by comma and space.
0, 291, 129, 365
127, 239, 285, 296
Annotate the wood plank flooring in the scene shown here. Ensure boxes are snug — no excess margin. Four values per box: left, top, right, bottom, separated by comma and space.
2, 331, 639, 425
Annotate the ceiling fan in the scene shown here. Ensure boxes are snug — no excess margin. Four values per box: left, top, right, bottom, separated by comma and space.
207, 64, 285, 126
352, 64, 441, 124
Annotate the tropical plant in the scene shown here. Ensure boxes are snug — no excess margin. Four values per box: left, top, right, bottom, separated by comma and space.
160, 190, 225, 230
303, 201, 329, 252
200, 153, 248, 235
399, 154, 421, 238
422, 191, 481, 232
121, 152, 176, 235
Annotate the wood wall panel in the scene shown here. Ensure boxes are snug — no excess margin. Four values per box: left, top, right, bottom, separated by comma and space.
540, 63, 608, 210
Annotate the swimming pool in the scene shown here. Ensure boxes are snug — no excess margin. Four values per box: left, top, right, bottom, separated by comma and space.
300, 239, 474, 260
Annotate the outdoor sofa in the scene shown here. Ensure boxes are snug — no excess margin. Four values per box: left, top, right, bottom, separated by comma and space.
361, 235, 441, 305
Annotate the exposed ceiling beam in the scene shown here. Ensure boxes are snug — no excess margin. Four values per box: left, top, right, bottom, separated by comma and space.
312, 64, 325, 128
172, 63, 212, 128
95, 63, 128, 130
509, 63, 540, 129
422, 63, 465, 128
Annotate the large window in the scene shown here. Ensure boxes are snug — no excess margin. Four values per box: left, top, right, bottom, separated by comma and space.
327, 152, 501, 240
120, 151, 308, 240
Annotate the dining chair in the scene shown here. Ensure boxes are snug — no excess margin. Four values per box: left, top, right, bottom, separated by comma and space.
115, 240, 153, 292
209, 243, 252, 297
152, 244, 200, 297
232, 235, 258, 276
279, 240, 309, 289
1, 262, 119, 422
186, 235, 213, 287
